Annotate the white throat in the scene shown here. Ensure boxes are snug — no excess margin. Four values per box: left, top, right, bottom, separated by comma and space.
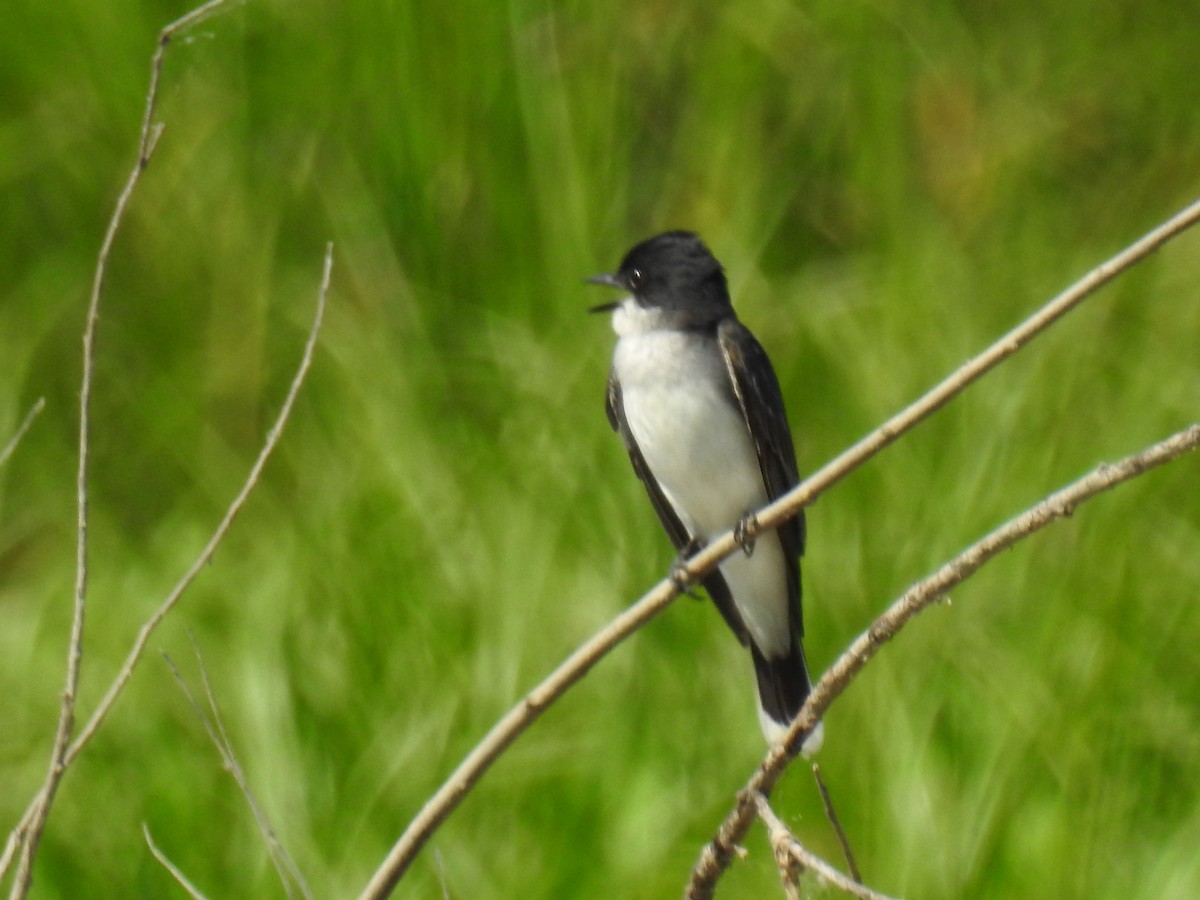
611, 297, 672, 338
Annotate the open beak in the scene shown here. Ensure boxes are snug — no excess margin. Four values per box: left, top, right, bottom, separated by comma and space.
585, 272, 622, 313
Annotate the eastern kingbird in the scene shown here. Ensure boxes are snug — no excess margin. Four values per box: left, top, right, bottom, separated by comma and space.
589, 231, 823, 756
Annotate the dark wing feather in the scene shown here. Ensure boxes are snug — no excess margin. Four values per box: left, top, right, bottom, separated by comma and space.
605, 372, 691, 549
605, 370, 750, 643
716, 318, 807, 635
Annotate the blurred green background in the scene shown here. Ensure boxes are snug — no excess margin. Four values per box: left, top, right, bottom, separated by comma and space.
2, 0, 1199, 897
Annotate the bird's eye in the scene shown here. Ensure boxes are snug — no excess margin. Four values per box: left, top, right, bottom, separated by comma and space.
628, 268, 643, 290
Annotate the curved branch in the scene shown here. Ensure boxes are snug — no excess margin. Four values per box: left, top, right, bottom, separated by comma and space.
1, 244, 331, 892
2, 5, 244, 895
684, 423, 1200, 898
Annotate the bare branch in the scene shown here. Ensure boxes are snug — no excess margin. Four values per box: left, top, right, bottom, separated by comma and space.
1, 245, 332, 891
0, 5, 250, 893
72, 241, 330, 759
754, 793, 898, 900
10, 41, 163, 900
684, 423, 1200, 898
764, 803, 804, 900
360, 193, 1200, 897
143, 823, 210, 900
0, 398, 45, 469
10, 106, 164, 900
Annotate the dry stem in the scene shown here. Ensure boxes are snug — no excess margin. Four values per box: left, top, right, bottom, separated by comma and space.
1, 244, 331, 894
2, 6, 246, 894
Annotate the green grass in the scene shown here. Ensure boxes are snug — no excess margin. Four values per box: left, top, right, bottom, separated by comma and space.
2, 0, 1199, 897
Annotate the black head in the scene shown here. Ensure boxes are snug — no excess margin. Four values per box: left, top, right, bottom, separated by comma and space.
587, 231, 733, 326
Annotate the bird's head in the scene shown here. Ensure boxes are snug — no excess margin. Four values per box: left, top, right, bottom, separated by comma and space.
587, 231, 732, 329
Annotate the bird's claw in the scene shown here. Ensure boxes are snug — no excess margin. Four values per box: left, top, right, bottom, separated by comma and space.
670, 538, 705, 598
734, 512, 759, 557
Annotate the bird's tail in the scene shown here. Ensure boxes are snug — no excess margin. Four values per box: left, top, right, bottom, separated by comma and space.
751, 642, 824, 757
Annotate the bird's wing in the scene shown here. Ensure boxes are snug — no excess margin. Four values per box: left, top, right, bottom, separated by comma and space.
605, 369, 749, 642
717, 317, 806, 633
605, 371, 691, 550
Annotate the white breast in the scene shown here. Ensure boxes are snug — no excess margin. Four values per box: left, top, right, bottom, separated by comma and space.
615, 328, 764, 536
610, 302, 791, 656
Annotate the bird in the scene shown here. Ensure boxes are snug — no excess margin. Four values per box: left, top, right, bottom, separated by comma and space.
588, 230, 823, 756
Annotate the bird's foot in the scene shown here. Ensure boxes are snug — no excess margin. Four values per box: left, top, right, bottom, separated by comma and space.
734, 512, 759, 558
669, 537, 705, 597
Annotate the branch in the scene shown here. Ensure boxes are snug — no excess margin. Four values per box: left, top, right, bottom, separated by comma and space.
9, 95, 162, 900
0, 245, 332, 891
754, 793, 898, 900
0, 398, 45, 469
359, 194, 1200, 898
684, 423, 1200, 898
10, 29, 160, 900
1, 5, 245, 894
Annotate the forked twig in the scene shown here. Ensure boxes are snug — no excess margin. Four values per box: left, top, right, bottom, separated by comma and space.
1, 243, 331, 892
754, 793, 897, 900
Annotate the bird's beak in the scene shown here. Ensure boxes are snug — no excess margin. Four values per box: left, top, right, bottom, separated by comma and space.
586, 272, 622, 313
586, 272, 622, 288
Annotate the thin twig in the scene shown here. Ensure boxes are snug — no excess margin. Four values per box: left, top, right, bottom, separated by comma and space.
0, 4, 244, 894
143, 823, 210, 900
813, 763, 860, 883
684, 423, 1200, 898
771, 842, 803, 900
1, 245, 332, 891
74, 248, 330, 770
358, 194, 1200, 898
10, 50, 162, 900
754, 793, 898, 900
0, 398, 45, 469
162, 635, 312, 900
